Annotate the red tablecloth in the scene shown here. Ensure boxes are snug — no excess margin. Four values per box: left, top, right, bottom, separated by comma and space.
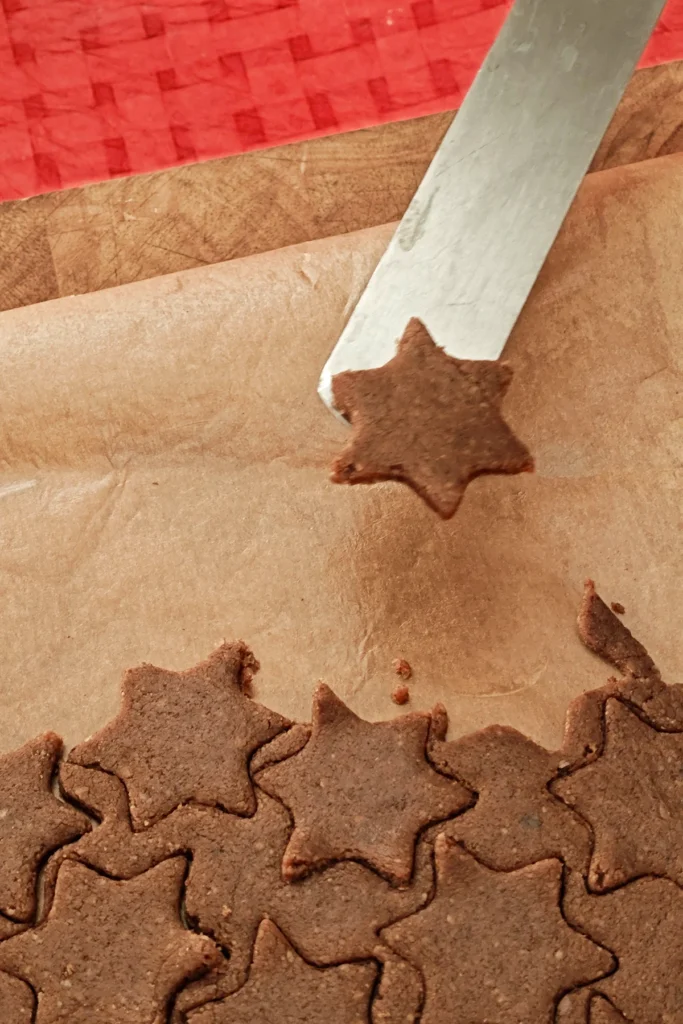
1, 0, 682, 202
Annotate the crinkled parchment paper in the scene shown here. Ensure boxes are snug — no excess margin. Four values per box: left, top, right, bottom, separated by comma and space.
1, 153, 683, 753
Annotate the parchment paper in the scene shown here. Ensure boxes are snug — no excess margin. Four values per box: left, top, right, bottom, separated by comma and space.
2, 152, 683, 755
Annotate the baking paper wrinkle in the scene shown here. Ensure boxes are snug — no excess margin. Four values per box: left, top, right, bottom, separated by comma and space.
1, 156, 683, 755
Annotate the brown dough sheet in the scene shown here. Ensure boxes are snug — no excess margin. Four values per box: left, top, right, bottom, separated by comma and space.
371, 954, 424, 1024
589, 998, 630, 1024
556, 987, 592, 1024
578, 579, 659, 680
250, 724, 313, 774
49, 763, 433, 1005
0, 586, 681, 1023
568, 581, 683, 740
0, 917, 24, 941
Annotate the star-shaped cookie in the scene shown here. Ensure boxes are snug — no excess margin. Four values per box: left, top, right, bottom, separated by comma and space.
0, 732, 90, 921
382, 836, 613, 1024
330, 318, 533, 519
188, 919, 377, 1024
0, 857, 220, 1024
564, 870, 683, 1024
553, 698, 683, 890
69, 643, 289, 828
432, 724, 590, 872
257, 684, 472, 885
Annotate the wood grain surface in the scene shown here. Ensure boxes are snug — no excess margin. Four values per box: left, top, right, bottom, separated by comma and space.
1, 61, 682, 313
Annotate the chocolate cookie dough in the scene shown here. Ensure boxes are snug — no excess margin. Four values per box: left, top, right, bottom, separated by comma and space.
249, 724, 312, 775
558, 993, 629, 1024
69, 642, 289, 828
431, 724, 590, 872
590, 998, 629, 1024
0, 857, 220, 1024
578, 579, 659, 680
554, 698, 683, 890
0, 732, 89, 921
0, 583, 681, 1024
371, 952, 424, 1024
382, 835, 613, 1024
49, 768, 432, 1002
188, 919, 377, 1024
0, 916, 24, 941
561, 581, 683, 763
178, 832, 432, 1020
564, 870, 683, 1024
330, 319, 533, 519
257, 683, 472, 885
556, 987, 592, 1024
0, 971, 33, 1022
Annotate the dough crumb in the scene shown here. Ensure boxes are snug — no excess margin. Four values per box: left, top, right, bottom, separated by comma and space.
393, 658, 412, 680
391, 685, 410, 706
610, 601, 625, 615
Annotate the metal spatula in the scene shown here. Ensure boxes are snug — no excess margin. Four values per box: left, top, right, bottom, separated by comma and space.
319, 0, 667, 413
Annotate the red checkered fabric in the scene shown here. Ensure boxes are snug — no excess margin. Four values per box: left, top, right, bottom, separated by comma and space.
1, 0, 682, 201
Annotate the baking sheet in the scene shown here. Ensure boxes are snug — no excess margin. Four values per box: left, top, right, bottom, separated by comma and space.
1, 152, 683, 755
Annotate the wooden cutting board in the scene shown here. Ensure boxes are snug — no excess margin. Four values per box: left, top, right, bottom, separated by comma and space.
1, 61, 683, 314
